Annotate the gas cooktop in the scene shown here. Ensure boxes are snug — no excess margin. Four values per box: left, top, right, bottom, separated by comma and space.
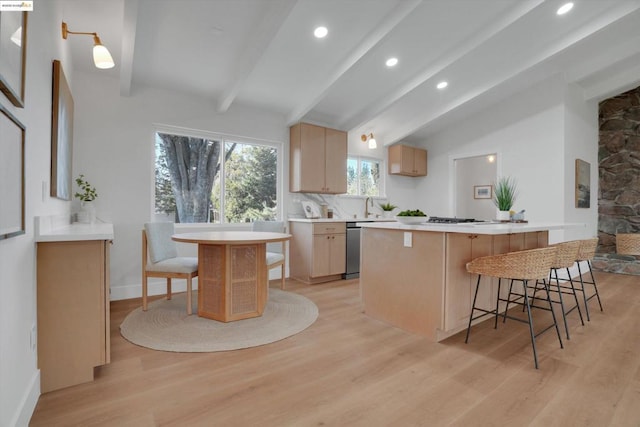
427, 217, 480, 224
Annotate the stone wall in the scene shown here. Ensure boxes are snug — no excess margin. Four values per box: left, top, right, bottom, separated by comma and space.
596, 85, 640, 274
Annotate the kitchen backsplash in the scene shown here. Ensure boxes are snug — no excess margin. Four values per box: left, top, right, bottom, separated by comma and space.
288, 193, 389, 219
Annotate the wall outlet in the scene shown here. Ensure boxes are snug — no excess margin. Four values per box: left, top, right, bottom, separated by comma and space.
30, 324, 37, 353
403, 232, 412, 248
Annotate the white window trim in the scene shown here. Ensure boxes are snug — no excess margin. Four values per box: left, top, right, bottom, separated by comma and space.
345, 155, 386, 198
151, 124, 284, 225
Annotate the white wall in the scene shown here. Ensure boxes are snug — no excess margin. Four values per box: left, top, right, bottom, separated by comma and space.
562, 83, 599, 241
384, 74, 599, 243
455, 155, 497, 220
0, 3, 73, 426
71, 71, 288, 300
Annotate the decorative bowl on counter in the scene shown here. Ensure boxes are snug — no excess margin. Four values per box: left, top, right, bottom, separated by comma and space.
394, 216, 428, 225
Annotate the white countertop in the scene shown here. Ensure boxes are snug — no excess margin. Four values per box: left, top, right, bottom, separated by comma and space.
288, 217, 394, 223
35, 215, 115, 242
357, 221, 585, 235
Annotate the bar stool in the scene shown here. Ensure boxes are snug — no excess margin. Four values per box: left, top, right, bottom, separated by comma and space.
465, 247, 563, 369
616, 233, 640, 255
529, 240, 584, 340
575, 238, 603, 321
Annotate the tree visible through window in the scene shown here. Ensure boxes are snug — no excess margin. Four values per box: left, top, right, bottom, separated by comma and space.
347, 157, 382, 196
155, 131, 279, 223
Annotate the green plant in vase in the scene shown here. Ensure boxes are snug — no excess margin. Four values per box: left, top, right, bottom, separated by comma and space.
74, 174, 98, 223
74, 174, 98, 202
493, 176, 517, 220
379, 202, 397, 217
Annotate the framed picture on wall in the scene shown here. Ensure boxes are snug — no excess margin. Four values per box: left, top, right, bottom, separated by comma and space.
0, 11, 28, 107
474, 185, 492, 199
0, 103, 25, 240
575, 159, 590, 208
50, 60, 74, 200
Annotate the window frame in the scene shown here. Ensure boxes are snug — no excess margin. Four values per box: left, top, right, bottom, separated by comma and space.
345, 155, 386, 198
152, 124, 284, 225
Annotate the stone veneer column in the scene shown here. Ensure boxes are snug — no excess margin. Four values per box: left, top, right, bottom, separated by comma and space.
595, 85, 640, 275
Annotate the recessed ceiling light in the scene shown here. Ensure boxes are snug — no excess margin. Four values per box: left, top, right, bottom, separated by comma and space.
557, 2, 574, 15
385, 57, 398, 67
314, 26, 328, 38
436, 81, 448, 89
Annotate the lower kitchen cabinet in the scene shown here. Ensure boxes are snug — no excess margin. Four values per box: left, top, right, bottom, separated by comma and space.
444, 233, 493, 332
444, 231, 549, 333
289, 221, 346, 284
37, 239, 111, 393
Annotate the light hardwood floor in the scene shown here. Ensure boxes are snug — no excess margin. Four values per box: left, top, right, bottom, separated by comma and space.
30, 272, 640, 426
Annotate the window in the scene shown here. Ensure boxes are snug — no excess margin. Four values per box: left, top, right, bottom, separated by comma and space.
347, 156, 383, 197
155, 128, 280, 223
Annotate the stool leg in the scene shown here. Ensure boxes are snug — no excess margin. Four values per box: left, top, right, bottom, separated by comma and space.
552, 268, 571, 340
587, 260, 603, 311
577, 262, 591, 321
465, 275, 483, 344
543, 278, 564, 350
494, 278, 502, 329
566, 267, 585, 326
503, 279, 515, 323
522, 280, 540, 369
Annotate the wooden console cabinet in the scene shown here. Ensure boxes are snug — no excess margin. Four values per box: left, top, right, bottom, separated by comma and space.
289, 221, 346, 284
289, 122, 347, 194
37, 239, 111, 393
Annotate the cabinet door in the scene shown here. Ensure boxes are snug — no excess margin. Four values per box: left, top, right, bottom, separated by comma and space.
329, 233, 346, 275
311, 234, 331, 277
413, 148, 427, 176
400, 145, 415, 175
299, 123, 326, 193
324, 128, 347, 193
445, 234, 493, 331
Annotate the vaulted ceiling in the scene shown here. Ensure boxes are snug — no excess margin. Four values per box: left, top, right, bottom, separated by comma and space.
60, 0, 640, 145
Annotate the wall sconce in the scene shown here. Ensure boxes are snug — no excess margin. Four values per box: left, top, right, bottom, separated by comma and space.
61, 21, 115, 69
361, 133, 377, 149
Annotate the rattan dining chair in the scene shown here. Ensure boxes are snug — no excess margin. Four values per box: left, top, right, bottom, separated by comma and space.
142, 222, 198, 315
251, 220, 287, 290
616, 233, 640, 256
574, 238, 603, 321
465, 246, 563, 369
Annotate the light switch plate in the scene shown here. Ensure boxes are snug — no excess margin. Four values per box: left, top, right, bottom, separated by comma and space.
403, 232, 412, 247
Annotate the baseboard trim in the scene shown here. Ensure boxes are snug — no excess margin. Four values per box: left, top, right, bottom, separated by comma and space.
12, 370, 40, 427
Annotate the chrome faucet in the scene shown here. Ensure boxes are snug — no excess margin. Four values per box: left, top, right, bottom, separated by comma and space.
364, 197, 371, 217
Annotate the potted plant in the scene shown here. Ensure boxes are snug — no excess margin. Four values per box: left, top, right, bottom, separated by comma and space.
493, 176, 517, 220
379, 202, 398, 218
74, 174, 98, 223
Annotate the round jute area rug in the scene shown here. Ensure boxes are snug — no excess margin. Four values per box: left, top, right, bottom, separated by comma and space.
120, 289, 318, 352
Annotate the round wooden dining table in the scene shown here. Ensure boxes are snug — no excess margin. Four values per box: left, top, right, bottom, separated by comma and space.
172, 231, 291, 322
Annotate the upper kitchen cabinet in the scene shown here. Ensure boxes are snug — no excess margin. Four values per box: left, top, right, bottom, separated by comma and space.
388, 144, 427, 177
290, 122, 347, 194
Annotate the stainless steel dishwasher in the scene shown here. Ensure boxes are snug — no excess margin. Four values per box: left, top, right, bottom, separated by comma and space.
344, 221, 372, 279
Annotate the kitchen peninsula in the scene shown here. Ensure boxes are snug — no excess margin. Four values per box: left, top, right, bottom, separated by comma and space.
359, 221, 578, 342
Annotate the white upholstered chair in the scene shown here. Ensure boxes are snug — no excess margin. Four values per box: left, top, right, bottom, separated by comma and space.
142, 222, 198, 315
252, 220, 286, 289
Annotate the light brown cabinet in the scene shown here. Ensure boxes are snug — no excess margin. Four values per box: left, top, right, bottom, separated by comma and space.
444, 234, 493, 331
445, 231, 548, 333
37, 239, 111, 393
289, 122, 347, 194
361, 228, 549, 341
388, 144, 427, 177
289, 221, 346, 284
